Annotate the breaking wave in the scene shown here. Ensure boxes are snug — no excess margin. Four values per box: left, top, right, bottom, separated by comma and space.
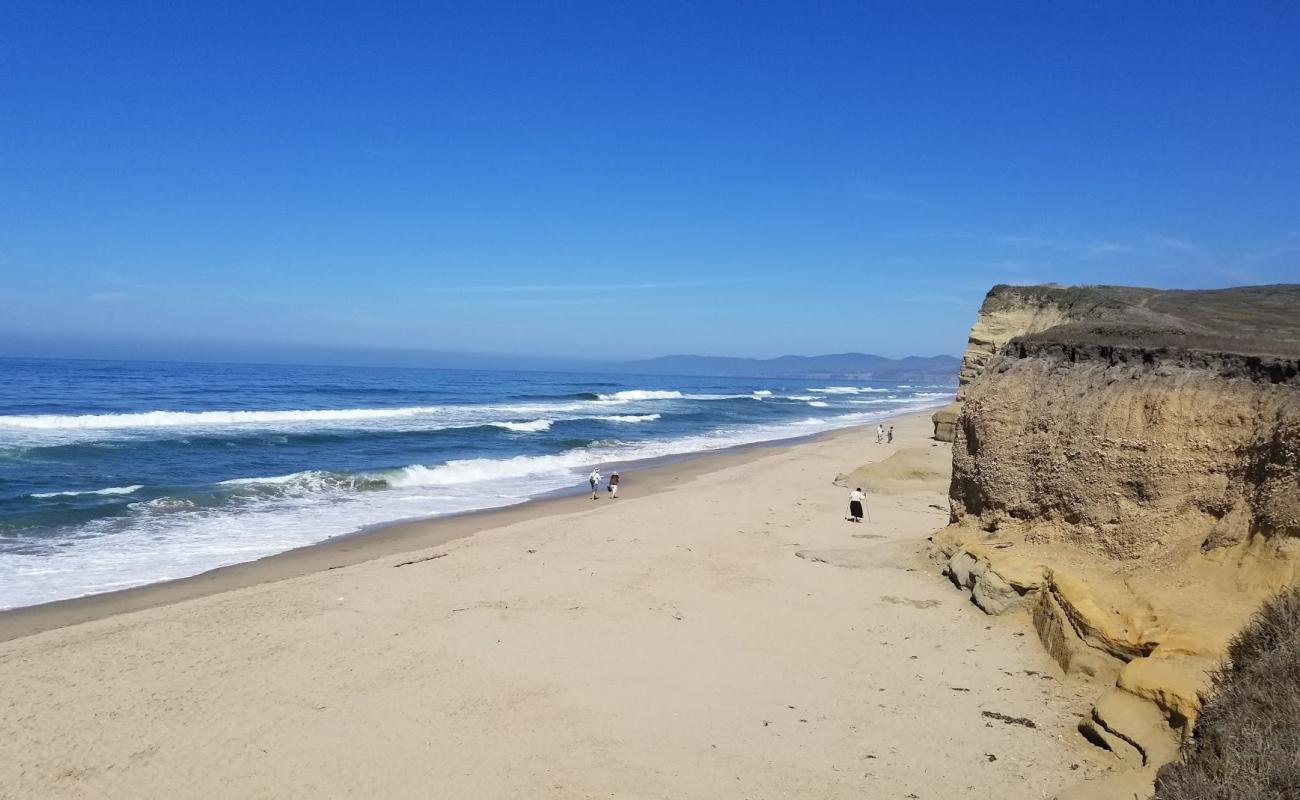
490, 419, 553, 433
806, 386, 890, 395
30, 485, 144, 499
594, 390, 684, 401
0, 406, 446, 430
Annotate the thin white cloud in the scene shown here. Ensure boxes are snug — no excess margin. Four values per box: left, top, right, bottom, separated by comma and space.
428, 277, 779, 294
990, 234, 1059, 249
858, 183, 935, 209
889, 231, 1212, 262
1080, 241, 1133, 259
1149, 236, 1201, 253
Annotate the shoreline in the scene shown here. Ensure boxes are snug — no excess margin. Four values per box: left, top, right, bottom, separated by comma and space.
0, 414, 919, 643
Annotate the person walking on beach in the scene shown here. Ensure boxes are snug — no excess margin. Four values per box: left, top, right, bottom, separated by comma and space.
848, 487, 866, 523
887, 426, 894, 444
876, 424, 884, 444
588, 468, 602, 500
608, 471, 620, 498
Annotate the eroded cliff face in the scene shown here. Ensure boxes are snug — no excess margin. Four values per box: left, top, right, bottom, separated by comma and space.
953, 288, 1090, 398
952, 345, 1300, 559
932, 283, 1300, 798
934, 284, 1152, 440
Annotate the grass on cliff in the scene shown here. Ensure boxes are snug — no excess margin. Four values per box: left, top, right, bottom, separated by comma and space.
1153, 587, 1300, 800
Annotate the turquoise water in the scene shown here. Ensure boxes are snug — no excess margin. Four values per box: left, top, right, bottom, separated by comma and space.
0, 358, 952, 609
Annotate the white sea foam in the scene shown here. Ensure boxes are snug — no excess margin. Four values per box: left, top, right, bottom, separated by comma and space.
387, 452, 593, 487
217, 470, 375, 492
806, 386, 889, 394
30, 485, 144, 499
596, 414, 661, 423
751, 390, 773, 397
595, 390, 683, 401
220, 471, 319, 486
128, 497, 197, 513
847, 393, 952, 406
490, 419, 553, 433
806, 400, 830, 408
0, 406, 448, 430
0, 397, 694, 448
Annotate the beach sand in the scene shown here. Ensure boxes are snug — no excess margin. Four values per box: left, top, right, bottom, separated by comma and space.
0, 411, 1110, 798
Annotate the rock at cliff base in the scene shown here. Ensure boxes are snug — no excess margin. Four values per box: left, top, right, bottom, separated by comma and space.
968, 561, 1023, 615
1087, 688, 1182, 767
931, 401, 961, 442
945, 551, 977, 589
1030, 583, 1124, 682
1116, 656, 1213, 730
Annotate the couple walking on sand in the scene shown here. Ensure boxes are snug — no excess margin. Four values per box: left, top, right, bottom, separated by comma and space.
875, 424, 894, 444
587, 468, 620, 500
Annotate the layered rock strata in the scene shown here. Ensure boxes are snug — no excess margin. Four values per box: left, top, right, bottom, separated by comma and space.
932, 284, 1155, 440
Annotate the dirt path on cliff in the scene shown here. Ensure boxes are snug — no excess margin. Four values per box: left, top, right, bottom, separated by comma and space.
0, 412, 1110, 799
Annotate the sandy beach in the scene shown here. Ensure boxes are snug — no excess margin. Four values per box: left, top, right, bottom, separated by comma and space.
0, 411, 1111, 798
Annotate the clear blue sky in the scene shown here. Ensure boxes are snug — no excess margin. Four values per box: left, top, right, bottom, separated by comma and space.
2, 2, 1298, 364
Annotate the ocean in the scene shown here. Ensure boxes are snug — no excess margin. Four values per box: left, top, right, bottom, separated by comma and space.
0, 358, 953, 609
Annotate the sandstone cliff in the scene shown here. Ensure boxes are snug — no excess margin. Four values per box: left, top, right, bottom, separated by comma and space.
932, 284, 1152, 440
931, 283, 1300, 798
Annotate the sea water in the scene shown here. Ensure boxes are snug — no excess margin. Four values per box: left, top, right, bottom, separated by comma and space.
0, 358, 953, 609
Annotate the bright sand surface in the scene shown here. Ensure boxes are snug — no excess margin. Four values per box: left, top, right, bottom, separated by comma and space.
0, 412, 1111, 798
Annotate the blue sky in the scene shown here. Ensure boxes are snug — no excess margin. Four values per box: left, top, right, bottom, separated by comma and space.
2, 2, 1298, 363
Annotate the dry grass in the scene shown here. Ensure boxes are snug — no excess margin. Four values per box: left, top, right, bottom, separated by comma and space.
990, 283, 1300, 358
1153, 587, 1300, 799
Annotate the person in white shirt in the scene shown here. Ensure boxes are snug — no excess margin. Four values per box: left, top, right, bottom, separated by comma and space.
876, 424, 884, 444
588, 468, 602, 500
848, 488, 865, 523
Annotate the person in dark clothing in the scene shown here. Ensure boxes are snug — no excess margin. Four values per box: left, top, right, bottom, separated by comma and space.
848, 488, 865, 523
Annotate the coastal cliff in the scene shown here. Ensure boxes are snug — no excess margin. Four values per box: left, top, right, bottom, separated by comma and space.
931, 285, 1152, 440
931, 284, 1300, 796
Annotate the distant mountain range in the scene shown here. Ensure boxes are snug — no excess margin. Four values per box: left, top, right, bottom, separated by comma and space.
617, 352, 960, 380
1, 333, 962, 379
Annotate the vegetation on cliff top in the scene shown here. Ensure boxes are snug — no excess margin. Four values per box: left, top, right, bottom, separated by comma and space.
1153, 587, 1300, 799
985, 283, 1300, 359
